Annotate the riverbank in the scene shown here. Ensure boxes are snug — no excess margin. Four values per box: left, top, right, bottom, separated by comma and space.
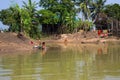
43, 32, 120, 44
0, 32, 33, 54
0, 32, 120, 54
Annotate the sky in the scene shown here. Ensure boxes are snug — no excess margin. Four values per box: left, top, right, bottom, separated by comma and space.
0, 0, 120, 30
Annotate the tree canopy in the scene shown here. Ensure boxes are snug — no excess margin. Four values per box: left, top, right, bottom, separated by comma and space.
0, 0, 119, 39
103, 4, 120, 20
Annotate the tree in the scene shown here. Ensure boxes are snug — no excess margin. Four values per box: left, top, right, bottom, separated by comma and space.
90, 0, 106, 20
103, 4, 120, 20
0, 0, 41, 39
0, 5, 21, 32
22, 0, 41, 38
39, 0, 77, 34
80, 0, 91, 20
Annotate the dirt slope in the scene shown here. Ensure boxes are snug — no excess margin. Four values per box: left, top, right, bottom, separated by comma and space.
0, 32, 32, 54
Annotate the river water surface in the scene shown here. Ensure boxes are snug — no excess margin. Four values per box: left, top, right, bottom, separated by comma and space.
0, 42, 120, 80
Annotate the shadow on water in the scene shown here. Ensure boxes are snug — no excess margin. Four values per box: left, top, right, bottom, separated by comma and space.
0, 42, 120, 80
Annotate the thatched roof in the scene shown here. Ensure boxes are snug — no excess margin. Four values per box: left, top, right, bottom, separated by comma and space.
94, 13, 107, 24
94, 13, 108, 29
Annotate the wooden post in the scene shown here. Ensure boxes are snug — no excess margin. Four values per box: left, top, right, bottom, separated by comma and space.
111, 20, 114, 36
118, 21, 120, 37
116, 20, 118, 36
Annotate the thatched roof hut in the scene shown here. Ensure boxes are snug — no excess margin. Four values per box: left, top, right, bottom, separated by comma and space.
94, 12, 120, 37
94, 13, 108, 30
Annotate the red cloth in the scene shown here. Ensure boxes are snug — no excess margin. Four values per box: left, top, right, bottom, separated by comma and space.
98, 30, 102, 36
30, 41, 34, 44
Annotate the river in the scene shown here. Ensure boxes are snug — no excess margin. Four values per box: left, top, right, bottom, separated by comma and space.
0, 42, 120, 80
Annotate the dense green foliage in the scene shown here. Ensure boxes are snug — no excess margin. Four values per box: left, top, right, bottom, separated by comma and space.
22, 0, 41, 38
103, 4, 120, 20
0, 5, 20, 32
0, 0, 41, 39
39, 0, 77, 33
0, 0, 119, 39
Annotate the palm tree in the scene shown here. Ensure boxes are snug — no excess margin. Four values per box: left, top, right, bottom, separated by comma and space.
80, 0, 91, 21
22, 0, 38, 16
22, 0, 40, 38
90, 0, 106, 20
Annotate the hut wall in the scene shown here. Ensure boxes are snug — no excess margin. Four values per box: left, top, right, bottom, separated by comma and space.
112, 20, 120, 37
42, 24, 59, 34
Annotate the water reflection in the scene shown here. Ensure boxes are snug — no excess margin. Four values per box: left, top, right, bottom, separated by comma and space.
0, 42, 120, 80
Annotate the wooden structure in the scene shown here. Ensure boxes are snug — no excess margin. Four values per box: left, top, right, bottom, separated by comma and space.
94, 13, 108, 30
42, 24, 59, 34
94, 13, 120, 37
111, 19, 120, 37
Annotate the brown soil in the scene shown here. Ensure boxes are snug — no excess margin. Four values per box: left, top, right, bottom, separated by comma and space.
0, 32, 33, 54
45, 31, 120, 43
0, 31, 119, 54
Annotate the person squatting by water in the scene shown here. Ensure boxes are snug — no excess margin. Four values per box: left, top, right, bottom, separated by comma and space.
32, 41, 46, 50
